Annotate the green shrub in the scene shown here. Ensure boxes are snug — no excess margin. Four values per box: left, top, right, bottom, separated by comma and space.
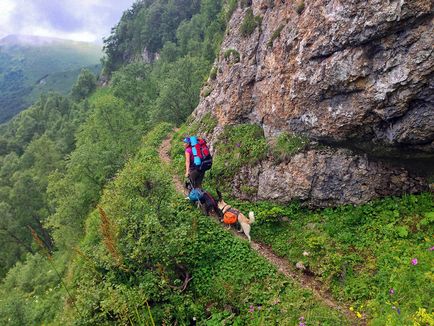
212, 124, 267, 185
270, 132, 309, 162
224, 0, 238, 22
202, 86, 213, 97
240, 8, 262, 37
70, 69, 97, 101
267, 24, 285, 48
199, 113, 218, 134
240, 184, 258, 196
223, 49, 240, 64
209, 66, 218, 80
295, 1, 305, 15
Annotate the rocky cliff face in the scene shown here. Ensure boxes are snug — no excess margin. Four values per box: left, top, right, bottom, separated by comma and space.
193, 0, 433, 207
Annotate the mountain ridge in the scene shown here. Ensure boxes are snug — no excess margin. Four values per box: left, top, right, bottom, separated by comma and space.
0, 34, 102, 122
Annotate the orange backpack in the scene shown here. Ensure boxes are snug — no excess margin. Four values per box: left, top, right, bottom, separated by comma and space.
223, 209, 238, 224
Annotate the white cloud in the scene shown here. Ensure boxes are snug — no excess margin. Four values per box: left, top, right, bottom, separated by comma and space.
0, 0, 16, 33
0, 0, 135, 43
25, 27, 99, 43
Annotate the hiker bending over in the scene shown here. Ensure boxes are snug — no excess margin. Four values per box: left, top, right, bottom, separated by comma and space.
183, 136, 212, 188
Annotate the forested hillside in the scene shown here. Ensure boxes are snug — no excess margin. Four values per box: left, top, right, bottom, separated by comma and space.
0, 1, 432, 325
0, 35, 101, 122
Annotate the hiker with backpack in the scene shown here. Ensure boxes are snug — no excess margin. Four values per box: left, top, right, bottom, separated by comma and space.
183, 136, 212, 189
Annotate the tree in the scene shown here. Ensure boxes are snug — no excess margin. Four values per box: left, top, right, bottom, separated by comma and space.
71, 69, 97, 101
151, 56, 209, 124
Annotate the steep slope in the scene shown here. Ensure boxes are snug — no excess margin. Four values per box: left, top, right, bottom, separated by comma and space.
193, 0, 433, 206
0, 35, 101, 122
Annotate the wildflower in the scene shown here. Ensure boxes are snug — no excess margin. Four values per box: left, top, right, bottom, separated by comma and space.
349, 306, 354, 311
257, 305, 262, 311
356, 312, 362, 318
299, 323, 306, 326
299, 316, 305, 321
249, 305, 254, 313
389, 288, 395, 295
392, 306, 396, 310
397, 308, 401, 315
411, 258, 418, 265
429, 246, 434, 251
236, 143, 241, 147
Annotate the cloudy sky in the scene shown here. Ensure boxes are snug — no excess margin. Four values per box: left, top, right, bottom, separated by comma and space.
0, 0, 136, 43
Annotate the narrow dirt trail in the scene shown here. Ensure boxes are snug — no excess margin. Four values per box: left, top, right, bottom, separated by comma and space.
159, 131, 363, 325
159, 131, 186, 195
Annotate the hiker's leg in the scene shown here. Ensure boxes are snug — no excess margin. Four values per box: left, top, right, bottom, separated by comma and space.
189, 169, 200, 188
195, 170, 205, 188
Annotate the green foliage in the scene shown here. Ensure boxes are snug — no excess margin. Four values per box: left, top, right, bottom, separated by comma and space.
0, 253, 67, 325
270, 132, 309, 162
237, 193, 434, 324
295, 1, 305, 15
47, 92, 144, 249
202, 86, 213, 97
150, 56, 209, 125
0, 93, 85, 277
70, 69, 97, 101
267, 24, 285, 47
209, 66, 218, 80
240, 8, 262, 37
0, 0, 230, 285
224, 0, 238, 22
224, 48, 241, 64
212, 124, 267, 185
103, 0, 205, 72
110, 61, 157, 123
199, 113, 218, 134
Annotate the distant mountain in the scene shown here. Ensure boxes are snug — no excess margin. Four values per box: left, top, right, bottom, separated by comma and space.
0, 34, 102, 122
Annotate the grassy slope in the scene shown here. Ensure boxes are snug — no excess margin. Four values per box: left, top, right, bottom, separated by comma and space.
30, 64, 101, 99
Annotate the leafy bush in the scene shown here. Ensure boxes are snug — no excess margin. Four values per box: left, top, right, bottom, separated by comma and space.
212, 124, 267, 183
224, 0, 238, 22
200, 113, 218, 134
202, 86, 213, 97
240, 8, 262, 37
70, 69, 97, 101
209, 66, 218, 80
0, 253, 67, 326
223, 49, 241, 64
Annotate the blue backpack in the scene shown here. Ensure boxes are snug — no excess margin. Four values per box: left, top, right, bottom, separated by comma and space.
188, 188, 204, 202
